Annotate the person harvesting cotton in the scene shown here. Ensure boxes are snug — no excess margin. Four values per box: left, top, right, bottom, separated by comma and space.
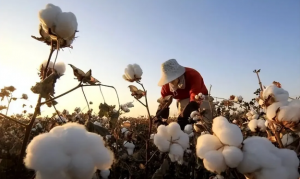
155, 59, 214, 129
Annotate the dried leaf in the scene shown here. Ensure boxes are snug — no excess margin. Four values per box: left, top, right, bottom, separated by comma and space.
4, 86, 16, 92
0, 105, 7, 111
69, 64, 100, 84
128, 85, 146, 99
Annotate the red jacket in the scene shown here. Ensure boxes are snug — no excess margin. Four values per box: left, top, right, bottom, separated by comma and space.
161, 67, 208, 102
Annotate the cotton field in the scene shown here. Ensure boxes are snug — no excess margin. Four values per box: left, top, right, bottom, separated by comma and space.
1, 3, 300, 179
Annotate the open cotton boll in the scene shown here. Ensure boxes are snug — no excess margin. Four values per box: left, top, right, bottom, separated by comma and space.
196, 134, 222, 159
24, 133, 70, 173
184, 124, 193, 134
153, 133, 171, 152
39, 4, 62, 33
257, 167, 289, 179
67, 153, 96, 179
277, 105, 300, 122
123, 141, 135, 155
54, 61, 66, 75
54, 12, 78, 39
125, 64, 135, 80
40, 60, 54, 69
248, 119, 266, 132
215, 123, 243, 147
212, 116, 229, 135
156, 124, 170, 138
132, 64, 143, 78
35, 171, 69, 179
281, 133, 296, 146
266, 101, 288, 120
169, 143, 184, 162
93, 121, 102, 127
256, 119, 266, 131
263, 84, 289, 102
203, 150, 227, 174
100, 170, 110, 179
221, 146, 243, 168
176, 131, 190, 150
167, 122, 182, 139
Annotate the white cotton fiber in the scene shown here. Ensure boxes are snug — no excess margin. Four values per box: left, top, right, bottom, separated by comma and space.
54, 61, 66, 75
169, 143, 184, 161
132, 64, 143, 78
248, 119, 266, 132
40, 60, 54, 69
39, 4, 62, 33
266, 101, 288, 120
184, 124, 193, 134
100, 170, 110, 179
55, 12, 78, 39
263, 84, 289, 102
281, 133, 295, 146
153, 133, 171, 152
277, 105, 300, 122
167, 122, 181, 140
196, 134, 222, 159
24, 123, 114, 179
221, 146, 243, 168
215, 123, 243, 147
203, 150, 227, 174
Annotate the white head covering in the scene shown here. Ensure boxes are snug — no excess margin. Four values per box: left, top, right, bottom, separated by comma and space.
158, 59, 186, 86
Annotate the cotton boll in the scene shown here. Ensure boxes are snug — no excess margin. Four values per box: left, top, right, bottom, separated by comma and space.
257, 167, 289, 179
281, 133, 296, 146
60, 124, 89, 155
212, 116, 229, 136
39, 4, 62, 33
184, 124, 193, 134
40, 60, 54, 69
67, 153, 96, 179
35, 171, 69, 179
176, 131, 190, 150
221, 146, 243, 168
237, 152, 261, 174
55, 12, 78, 39
100, 170, 110, 179
216, 123, 243, 147
92, 147, 114, 170
169, 143, 184, 162
125, 65, 135, 80
54, 61, 66, 75
93, 121, 102, 127
203, 150, 227, 174
153, 133, 171, 152
248, 119, 258, 132
266, 101, 288, 120
190, 111, 200, 119
157, 124, 170, 139
289, 99, 300, 107
167, 122, 181, 139
277, 105, 300, 122
263, 84, 289, 102
24, 133, 70, 173
124, 141, 135, 155
196, 134, 222, 159
132, 64, 143, 78
252, 114, 259, 120
257, 119, 266, 132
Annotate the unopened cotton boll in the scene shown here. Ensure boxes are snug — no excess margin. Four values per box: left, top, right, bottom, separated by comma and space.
203, 150, 227, 174
54, 61, 66, 75
221, 146, 243, 168
196, 134, 222, 159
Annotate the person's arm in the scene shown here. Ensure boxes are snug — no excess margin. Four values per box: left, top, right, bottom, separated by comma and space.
188, 70, 208, 101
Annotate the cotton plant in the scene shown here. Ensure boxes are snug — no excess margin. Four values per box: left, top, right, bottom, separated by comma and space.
245, 109, 259, 121
37, 3, 78, 47
262, 84, 300, 132
153, 122, 189, 164
196, 116, 244, 174
24, 123, 114, 179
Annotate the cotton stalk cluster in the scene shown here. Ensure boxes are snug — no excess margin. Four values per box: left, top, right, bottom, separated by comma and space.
263, 84, 300, 132
39, 4, 78, 44
196, 116, 243, 174
122, 64, 143, 82
24, 123, 114, 179
237, 136, 299, 179
153, 122, 189, 164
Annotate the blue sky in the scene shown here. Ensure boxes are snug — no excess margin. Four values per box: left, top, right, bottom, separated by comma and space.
0, 0, 299, 118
